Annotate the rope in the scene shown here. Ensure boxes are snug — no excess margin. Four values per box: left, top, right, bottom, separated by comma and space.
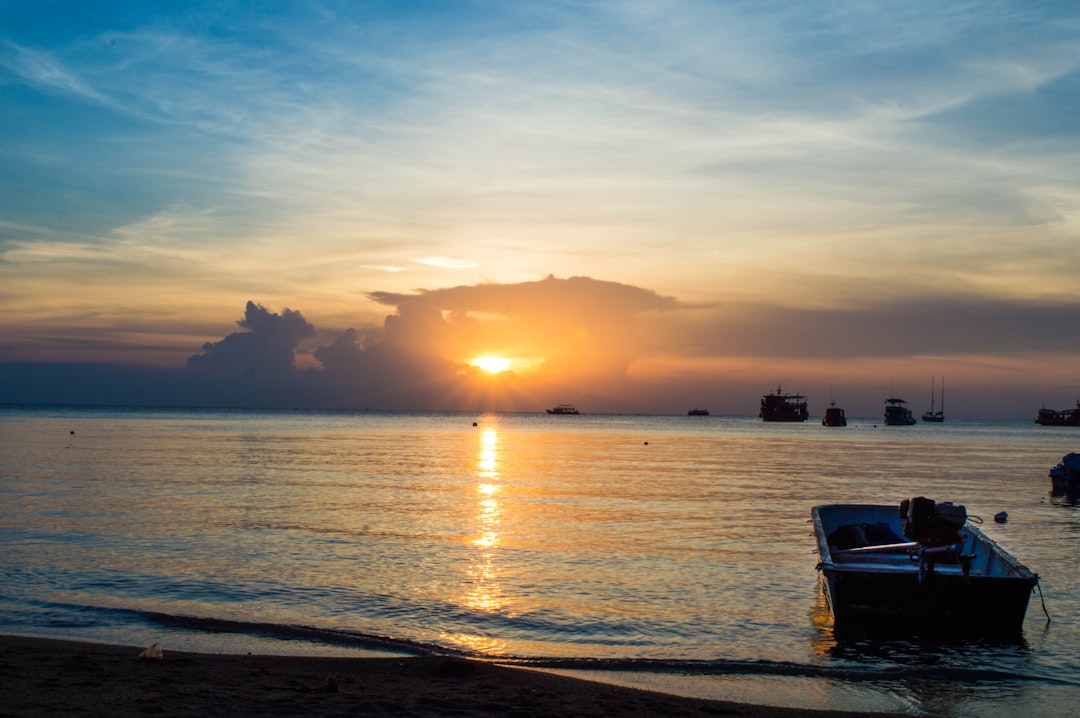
1036, 579, 1051, 623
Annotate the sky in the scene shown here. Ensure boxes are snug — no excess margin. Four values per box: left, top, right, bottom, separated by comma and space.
2, 1, 1080, 418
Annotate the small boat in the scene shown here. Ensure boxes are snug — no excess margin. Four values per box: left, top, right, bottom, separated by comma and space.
546, 403, 580, 415
812, 498, 1039, 632
759, 385, 809, 422
883, 397, 917, 425
822, 401, 847, 427
687, 408, 710, 416
921, 377, 944, 423
1049, 452, 1080, 493
1035, 401, 1080, 427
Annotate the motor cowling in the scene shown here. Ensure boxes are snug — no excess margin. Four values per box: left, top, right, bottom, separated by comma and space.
899, 497, 966, 547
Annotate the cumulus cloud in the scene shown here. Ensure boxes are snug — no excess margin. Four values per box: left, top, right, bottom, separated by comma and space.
368, 275, 682, 384
369, 275, 679, 316
187, 301, 316, 376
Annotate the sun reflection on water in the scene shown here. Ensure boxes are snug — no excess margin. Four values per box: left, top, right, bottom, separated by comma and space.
807, 583, 837, 658
478, 429, 498, 477
463, 428, 507, 615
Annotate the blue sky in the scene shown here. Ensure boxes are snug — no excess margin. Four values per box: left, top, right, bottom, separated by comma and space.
2, 1, 1080, 416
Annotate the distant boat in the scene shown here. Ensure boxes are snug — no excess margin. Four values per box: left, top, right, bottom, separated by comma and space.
759, 385, 809, 422
1035, 401, 1080, 427
546, 403, 580, 415
884, 397, 917, 425
921, 377, 945, 423
822, 401, 847, 427
812, 498, 1039, 632
687, 408, 710, 416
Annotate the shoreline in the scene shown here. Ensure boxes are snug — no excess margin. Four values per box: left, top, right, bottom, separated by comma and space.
0, 634, 909, 717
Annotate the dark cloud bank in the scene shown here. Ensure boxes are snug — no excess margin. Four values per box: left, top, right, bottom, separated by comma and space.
0, 300, 476, 412
2, 276, 1079, 418
0, 277, 674, 413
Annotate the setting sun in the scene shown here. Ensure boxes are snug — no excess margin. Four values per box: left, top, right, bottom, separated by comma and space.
472, 356, 511, 373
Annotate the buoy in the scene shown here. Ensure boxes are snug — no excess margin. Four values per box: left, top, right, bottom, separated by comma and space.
994, 511, 1008, 523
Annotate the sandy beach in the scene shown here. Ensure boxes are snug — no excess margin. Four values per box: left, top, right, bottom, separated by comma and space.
0, 634, 911, 717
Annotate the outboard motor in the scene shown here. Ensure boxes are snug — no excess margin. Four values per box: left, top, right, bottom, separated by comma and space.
899, 497, 966, 547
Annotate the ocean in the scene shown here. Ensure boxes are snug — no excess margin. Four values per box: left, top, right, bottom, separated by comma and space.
1, 406, 1078, 716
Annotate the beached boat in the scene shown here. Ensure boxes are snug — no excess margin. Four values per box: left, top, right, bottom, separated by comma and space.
1035, 401, 1080, 427
546, 403, 580, 415
812, 499, 1039, 632
1049, 452, 1080, 493
687, 408, 710, 416
921, 377, 944, 423
759, 385, 809, 422
821, 401, 847, 427
883, 397, 916, 425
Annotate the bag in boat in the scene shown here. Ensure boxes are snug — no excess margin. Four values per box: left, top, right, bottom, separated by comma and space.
827, 522, 906, 551
899, 497, 966, 547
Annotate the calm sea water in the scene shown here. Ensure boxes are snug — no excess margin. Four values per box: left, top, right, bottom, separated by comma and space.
2, 407, 1078, 716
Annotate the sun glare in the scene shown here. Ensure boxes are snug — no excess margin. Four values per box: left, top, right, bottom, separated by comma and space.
473, 356, 510, 373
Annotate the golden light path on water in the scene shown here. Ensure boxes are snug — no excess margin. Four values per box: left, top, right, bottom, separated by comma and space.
453, 427, 509, 653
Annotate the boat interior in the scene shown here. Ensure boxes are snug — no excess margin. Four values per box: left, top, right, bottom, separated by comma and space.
814, 503, 1030, 579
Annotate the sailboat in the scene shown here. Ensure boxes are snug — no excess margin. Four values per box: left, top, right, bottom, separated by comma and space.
922, 377, 945, 423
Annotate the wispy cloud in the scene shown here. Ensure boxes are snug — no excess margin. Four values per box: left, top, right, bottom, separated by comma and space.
0, 39, 112, 104
416, 257, 479, 270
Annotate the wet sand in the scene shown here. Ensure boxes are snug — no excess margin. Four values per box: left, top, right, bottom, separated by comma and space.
0, 634, 908, 717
